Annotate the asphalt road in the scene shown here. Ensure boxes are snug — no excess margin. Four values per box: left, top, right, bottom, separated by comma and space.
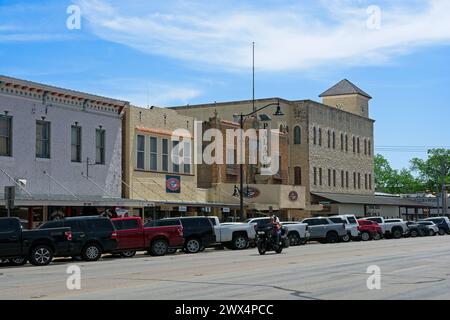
1, 236, 450, 300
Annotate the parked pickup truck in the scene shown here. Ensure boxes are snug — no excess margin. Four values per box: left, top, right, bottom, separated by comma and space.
0, 217, 72, 266
207, 216, 256, 250
365, 217, 409, 239
279, 222, 310, 246
329, 215, 360, 242
300, 217, 347, 243
113, 217, 184, 257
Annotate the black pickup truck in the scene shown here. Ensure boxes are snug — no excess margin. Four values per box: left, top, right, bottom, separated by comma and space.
0, 217, 72, 266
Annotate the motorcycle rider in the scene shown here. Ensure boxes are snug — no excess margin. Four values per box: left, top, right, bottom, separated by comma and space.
270, 215, 282, 245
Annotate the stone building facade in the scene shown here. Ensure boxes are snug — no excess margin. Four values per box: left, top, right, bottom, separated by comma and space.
171, 79, 375, 217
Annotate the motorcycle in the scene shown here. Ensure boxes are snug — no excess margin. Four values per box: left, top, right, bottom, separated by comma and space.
256, 226, 289, 255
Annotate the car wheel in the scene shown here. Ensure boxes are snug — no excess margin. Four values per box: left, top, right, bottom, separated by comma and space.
81, 243, 102, 261
185, 238, 201, 254
361, 231, 371, 241
438, 228, 446, 236
9, 257, 27, 266
29, 245, 53, 266
392, 229, 402, 239
372, 232, 382, 240
410, 230, 418, 237
288, 233, 300, 246
341, 233, 351, 242
428, 230, 436, 236
150, 239, 169, 256
326, 231, 339, 244
233, 235, 249, 250
120, 250, 136, 258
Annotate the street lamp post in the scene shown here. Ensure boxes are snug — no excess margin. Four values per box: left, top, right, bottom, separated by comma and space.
232, 100, 284, 221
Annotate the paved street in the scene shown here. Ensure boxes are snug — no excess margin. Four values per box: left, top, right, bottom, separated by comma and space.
1, 236, 450, 300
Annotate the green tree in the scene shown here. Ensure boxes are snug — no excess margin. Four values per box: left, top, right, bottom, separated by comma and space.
410, 148, 450, 192
374, 154, 423, 193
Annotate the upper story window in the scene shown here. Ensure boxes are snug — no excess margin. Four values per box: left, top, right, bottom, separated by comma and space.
0, 115, 12, 157
313, 127, 317, 145
136, 135, 145, 170
71, 125, 82, 162
357, 137, 360, 154
162, 138, 169, 172
293, 126, 301, 145
352, 136, 356, 153
172, 140, 180, 173
345, 135, 348, 152
340, 133, 344, 151
36, 120, 51, 159
96, 129, 106, 165
313, 167, 317, 186
149, 137, 158, 171
327, 130, 331, 148
364, 139, 367, 155
294, 167, 302, 185
183, 140, 191, 174
332, 132, 336, 149
368, 139, 372, 157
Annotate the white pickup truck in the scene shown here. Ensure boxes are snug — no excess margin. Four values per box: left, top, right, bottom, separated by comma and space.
329, 215, 360, 242
207, 216, 256, 250
365, 217, 409, 239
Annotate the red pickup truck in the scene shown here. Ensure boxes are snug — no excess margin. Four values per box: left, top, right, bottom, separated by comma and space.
111, 217, 184, 257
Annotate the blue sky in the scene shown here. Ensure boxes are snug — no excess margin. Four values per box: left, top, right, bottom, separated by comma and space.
1, 0, 449, 170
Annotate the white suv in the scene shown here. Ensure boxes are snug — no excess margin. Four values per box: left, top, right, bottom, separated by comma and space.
329, 215, 360, 242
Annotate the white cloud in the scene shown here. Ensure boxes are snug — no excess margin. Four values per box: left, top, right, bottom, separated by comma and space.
79, 77, 202, 106
76, 0, 450, 72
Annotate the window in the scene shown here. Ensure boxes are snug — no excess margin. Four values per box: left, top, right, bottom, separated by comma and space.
71, 126, 82, 162
345, 135, 348, 152
36, 120, 50, 158
332, 132, 336, 149
333, 169, 336, 187
352, 136, 356, 153
365, 173, 368, 190
353, 172, 356, 189
113, 219, 139, 230
318, 128, 322, 146
0, 115, 12, 156
357, 137, 360, 154
294, 167, 302, 185
172, 140, 180, 173
341, 170, 344, 188
327, 130, 331, 148
346, 171, 349, 188
136, 135, 145, 170
340, 133, 344, 151
96, 129, 105, 164
294, 126, 301, 144
313, 127, 317, 145
358, 173, 361, 189
368, 140, 372, 157
313, 167, 317, 186
319, 168, 322, 186
364, 139, 367, 155
162, 138, 169, 172
149, 137, 158, 171
369, 174, 372, 190
183, 140, 191, 174
328, 169, 331, 186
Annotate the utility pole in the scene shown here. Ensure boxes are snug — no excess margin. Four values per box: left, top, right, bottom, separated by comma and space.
441, 160, 448, 216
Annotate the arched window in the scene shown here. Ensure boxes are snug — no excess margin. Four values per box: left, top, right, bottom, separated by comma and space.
294, 167, 302, 185
294, 126, 301, 145
279, 124, 284, 133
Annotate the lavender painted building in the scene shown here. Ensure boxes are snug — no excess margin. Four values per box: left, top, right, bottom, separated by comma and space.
0, 75, 149, 224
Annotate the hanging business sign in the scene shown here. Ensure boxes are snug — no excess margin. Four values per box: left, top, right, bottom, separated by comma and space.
222, 207, 231, 213
288, 191, 299, 202
242, 186, 260, 199
178, 206, 187, 212
166, 175, 181, 193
